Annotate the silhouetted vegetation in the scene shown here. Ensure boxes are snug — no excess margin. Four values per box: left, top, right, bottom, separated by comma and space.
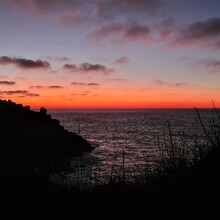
0, 99, 93, 181
0, 99, 220, 219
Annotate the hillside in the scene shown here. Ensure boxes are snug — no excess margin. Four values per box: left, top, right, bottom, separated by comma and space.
0, 99, 94, 180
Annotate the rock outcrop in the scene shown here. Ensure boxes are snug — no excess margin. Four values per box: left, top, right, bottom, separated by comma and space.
0, 99, 94, 179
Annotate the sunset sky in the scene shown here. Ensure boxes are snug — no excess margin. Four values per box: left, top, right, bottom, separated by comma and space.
0, 0, 220, 108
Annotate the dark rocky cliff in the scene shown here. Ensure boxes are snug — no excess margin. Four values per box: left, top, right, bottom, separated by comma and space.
0, 99, 94, 179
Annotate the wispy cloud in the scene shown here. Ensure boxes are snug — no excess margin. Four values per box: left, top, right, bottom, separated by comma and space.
89, 21, 150, 42
108, 78, 127, 82
124, 23, 150, 40
0, 90, 40, 97
12, 0, 78, 14
152, 17, 174, 41
72, 93, 88, 96
43, 56, 72, 62
30, 85, 63, 89
177, 56, 193, 63
29, 85, 44, 89
191, 58, 220, 73
71, 82, 99, 86
114, 57, 130, 64
0, 56, 51, 70
154, 80, 188, 87
61, 8, 87, 26
0, 81, 16, 85
89, 22, 125, 38
95, 0, 161, 17
48, 85, 63, 89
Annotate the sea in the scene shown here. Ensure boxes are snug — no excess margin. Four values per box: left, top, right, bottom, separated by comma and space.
48, 108, 219, 186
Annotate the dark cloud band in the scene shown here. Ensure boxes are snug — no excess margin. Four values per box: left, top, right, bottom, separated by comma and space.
0, 56, 51, 70
175, 17, 220, 47
0, 81, 16, 85
71, 82, 99, 86
63, 62, 114, 74
0, 90, 40, 97
30, 85, 63, 89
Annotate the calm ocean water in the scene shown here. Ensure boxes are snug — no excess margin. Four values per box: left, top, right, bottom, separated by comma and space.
48, 108, 216, 185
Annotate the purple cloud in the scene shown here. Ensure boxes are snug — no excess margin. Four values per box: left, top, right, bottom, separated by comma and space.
175, 17, 220, 47
30, 85, 63, 89
191, 58, 220, 73
154, 80, 188, 87
152, 17, 174, 41
95, 0, 161, 17
0, 90, 40, 97
61, 8, 87, 26
29, 86, 43, 89
114, 57, 130, 64
71, 82, 99, 86
0, 81, 16, 85
0, 56, 51, 70
48, 85, 63, 89
63, 64, 78, 71
124, 23, 150, 40
63, 62, 114, 74
72, 93, 88, 96
90, 22, 125, 38
79, 63, 113, 74
12, 0, 78, 14
89, 21, 150, 42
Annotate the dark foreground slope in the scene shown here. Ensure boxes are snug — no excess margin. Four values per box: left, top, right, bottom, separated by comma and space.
0, 99, 93, 179
0, 99, 96, 219
1, 99, 220, 220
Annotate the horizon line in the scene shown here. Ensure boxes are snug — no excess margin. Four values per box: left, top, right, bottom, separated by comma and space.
31, 107, 218, 110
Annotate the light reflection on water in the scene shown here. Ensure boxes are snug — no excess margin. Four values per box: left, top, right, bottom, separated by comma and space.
49, 109, 216, 185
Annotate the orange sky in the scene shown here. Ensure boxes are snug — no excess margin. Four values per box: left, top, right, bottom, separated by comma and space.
3, 85, 218, 109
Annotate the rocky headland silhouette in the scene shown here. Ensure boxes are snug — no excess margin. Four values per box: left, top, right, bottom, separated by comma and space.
0, 99, 93, 181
